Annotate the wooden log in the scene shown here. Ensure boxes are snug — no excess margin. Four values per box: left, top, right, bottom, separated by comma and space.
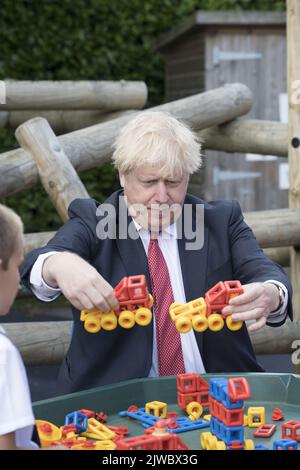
287, 1, 300, 325
4, 319, 299, 365
263, 247, 290, 267
250, 318, 300, 355
24, 231, 54, 255
0, 80, 148, 110
4, 321, 71, 366
199, 119, 288, 157
22, 208, 300, 255
15, 118, 89, 222
0, 109, 136, 134
244, 208, 300, 248
0, 83, 253, 197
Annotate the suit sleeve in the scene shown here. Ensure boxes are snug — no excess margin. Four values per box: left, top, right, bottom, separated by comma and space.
229, 200, 293, 326
20, 198, 99, 292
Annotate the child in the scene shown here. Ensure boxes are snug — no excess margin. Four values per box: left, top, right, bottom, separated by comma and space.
0, 204, 39, 449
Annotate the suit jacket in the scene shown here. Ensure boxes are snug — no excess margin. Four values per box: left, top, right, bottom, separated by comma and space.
21, 190, 293, 393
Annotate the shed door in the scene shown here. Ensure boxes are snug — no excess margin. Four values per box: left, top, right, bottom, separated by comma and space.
190, 27, 287, 211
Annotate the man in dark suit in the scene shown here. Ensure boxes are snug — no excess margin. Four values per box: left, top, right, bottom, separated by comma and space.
21, 111, 292, 394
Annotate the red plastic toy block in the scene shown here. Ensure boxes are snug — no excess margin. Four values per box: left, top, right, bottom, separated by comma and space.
178, 391, 209, 410
254, 424, 276, 438
205, 280, 243, 315
220, 405, 244, 427
177, 373, 199, 393
114, 275, 151, 314
282, 421, 300, 442
79, 409, 95, 419
272, 407, 284, 421
228, 377, 251, 401
209, 397, 243, 426
107, 425, 129, 436
228, 441, 244, 451
95, 411, 108, 423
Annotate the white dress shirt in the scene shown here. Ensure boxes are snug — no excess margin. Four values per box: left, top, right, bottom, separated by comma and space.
29, 222, 288, 375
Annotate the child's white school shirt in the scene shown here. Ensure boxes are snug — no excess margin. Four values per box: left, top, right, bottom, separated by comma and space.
0, 325, 39, 449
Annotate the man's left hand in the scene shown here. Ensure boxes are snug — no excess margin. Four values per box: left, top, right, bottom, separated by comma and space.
222, 282, 280, 333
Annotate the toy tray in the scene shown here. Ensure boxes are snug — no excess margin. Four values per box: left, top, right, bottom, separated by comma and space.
32, 373, 300, 450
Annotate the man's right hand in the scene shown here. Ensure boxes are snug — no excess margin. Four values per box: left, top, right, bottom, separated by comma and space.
42, 252, 119, 312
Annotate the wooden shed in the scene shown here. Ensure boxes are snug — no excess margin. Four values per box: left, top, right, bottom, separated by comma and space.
156, 11, 288, 211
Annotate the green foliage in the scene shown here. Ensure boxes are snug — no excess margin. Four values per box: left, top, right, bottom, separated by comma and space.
0, 0, 286, 231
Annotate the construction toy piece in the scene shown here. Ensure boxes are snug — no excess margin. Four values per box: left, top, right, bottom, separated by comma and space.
116, 420, 189, 450
169, 281, 244, 334
36, 420, 62, 448
282, 420, 300, 442
246, 407, 266, 428
168, 417, 209, 434
255, 444, 270, 450
186, 401, 203, 421
169, 298, 207, 333
119, 406, 209, 434
204, 414, 211, 422
71, 439, 116, 450
65, 411, 88, 434
119, 407, 160, 428
273, 438, 298, 450
205, 280, 244, 331
177, 373, 210, 410
95, 411, 108, 423
79, 409, 95, 419
228, 377, 251, 402
206, 376, 251, 450
145, 401, 167, 419
272, 407, 284, 421
254, 424, 276, 438
80, 274, 153, 332
81, 418, 116, 441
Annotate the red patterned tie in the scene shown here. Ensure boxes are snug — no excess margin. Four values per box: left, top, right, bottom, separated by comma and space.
147, 237, 185, 376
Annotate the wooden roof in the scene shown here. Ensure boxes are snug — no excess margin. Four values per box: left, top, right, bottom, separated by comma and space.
156, 10, 286, 51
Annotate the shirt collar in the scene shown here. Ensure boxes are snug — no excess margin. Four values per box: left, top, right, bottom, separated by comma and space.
132, 217, 177, 239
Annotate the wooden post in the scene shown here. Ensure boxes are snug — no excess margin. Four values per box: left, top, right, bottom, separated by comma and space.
15, 118, 89, 222
0, 80, 148, 110
0, 83, 253, 197
287, 0, 300, 373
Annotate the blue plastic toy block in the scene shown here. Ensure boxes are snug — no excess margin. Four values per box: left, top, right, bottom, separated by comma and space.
273, 439, 298, 450
119, 408, 210, 434
209, 378, 227, 401
211, 417, 244, 445
255, 444, 270, 450
219, 384, 243, 409
119, 408, 159, 427
65, 411, 88, 433
165, 417, 210, 434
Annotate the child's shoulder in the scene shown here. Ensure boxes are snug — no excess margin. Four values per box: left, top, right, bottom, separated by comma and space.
0, 326, 20, 363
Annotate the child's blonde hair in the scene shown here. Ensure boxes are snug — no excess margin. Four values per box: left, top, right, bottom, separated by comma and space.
0, 204, 23, 270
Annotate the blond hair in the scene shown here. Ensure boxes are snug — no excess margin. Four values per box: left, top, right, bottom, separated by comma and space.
0, 204, 23, 270
112, 111, 202, 177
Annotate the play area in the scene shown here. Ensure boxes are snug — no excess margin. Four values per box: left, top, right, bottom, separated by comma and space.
33, 373, 300, 450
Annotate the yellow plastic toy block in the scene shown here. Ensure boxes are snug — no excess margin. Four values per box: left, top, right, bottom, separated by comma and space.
186, 401, 203, 421
246, 407, 266, 428
169, 298, 207, 333
81, 418, 116, 440
72, 440, 116, 450
145, 401, 168, 419
36, 420, 62, 448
